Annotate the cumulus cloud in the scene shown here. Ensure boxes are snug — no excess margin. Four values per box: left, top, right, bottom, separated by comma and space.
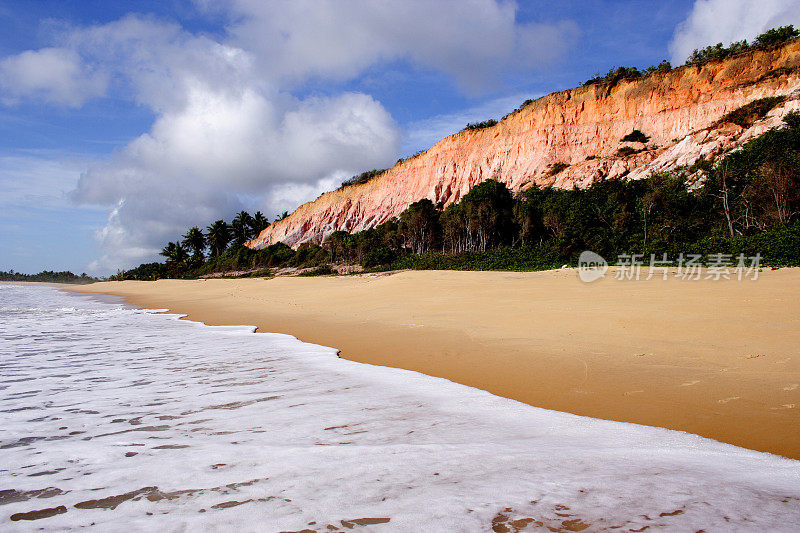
215, 0, 579, 93
73, 87, 400, 270
1, 2, 577, 271
670, 0, 800, 63
53, 13, 401, 269
0, 47, 107, 106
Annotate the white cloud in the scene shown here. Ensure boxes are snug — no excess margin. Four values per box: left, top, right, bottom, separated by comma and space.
0, 47, 107, 106
72, 86, 399, 268
1, 3, 578, 271
214, 0, 578, 93
670, 0, 800, 63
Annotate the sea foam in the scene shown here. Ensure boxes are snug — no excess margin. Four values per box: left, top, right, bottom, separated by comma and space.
1, 283, 799, 531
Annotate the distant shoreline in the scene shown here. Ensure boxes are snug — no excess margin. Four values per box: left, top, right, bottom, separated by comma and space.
68, 268, 800, 459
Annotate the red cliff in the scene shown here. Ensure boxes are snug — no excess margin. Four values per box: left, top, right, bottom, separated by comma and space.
249, 41, 800, 249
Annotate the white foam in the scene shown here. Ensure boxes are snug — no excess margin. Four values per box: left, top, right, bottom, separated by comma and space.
1, 283, 799, 531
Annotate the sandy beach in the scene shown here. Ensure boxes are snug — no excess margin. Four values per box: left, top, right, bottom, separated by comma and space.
70, 268, 800, 459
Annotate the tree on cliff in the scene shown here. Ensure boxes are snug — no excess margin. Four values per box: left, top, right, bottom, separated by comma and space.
754, 25, 800, 49
182, 227, 206, 260
206, 220, 231, 257
685, 25, 799, 66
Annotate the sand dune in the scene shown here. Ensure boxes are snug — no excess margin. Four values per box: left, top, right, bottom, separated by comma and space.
71, 267, 800, 458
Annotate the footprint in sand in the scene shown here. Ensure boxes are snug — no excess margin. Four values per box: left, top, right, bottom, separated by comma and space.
783, 384, 799, 392
680, 380, 700, 387
717, 396, 740, 404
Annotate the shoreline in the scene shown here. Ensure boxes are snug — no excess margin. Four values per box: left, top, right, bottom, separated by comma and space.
67, 268, 800, 459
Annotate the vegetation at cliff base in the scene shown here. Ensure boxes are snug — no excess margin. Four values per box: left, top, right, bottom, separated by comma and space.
0, 270, 97, 284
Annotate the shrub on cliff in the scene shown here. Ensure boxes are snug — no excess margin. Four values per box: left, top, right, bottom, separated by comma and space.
716, 96, 787, 128
685, 25, 800, 66
583, 61, 672, 87
339, 168, 387, 189
621, 130, 650, 143
464, 119, 498, 131
583, 66, 643, 86
616, 146, 641, 157
547, 162, 569, 177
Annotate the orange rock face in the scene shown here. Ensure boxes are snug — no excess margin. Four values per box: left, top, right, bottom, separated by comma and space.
249, 41, 800, 249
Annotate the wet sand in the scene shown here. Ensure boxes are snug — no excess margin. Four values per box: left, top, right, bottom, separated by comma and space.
69, 268, 800, 458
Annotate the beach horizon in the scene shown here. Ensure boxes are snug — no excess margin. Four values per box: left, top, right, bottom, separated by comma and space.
69, 267, 800, 459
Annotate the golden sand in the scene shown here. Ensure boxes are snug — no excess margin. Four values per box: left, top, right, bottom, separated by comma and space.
70, 268, 800, 458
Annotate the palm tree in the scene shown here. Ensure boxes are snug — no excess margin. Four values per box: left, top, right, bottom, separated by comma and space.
250, 211, 270, 236
160, 241, 188, 264
231, 211, 254, 245
206, 220, 231, 257
182, 227, 206, 260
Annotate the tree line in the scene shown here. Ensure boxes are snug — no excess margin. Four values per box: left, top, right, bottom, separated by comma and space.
685, 25, 799, 65
0, 270, 97, 284
158, 210, 270, 266
579, 25, 798, 88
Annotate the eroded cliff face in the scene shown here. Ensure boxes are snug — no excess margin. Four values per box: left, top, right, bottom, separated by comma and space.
249, 41, 800, 249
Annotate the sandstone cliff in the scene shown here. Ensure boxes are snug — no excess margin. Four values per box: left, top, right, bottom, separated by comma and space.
249, 40, 800, 249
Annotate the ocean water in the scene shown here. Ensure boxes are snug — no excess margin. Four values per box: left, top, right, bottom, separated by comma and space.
1, 284, 799, 532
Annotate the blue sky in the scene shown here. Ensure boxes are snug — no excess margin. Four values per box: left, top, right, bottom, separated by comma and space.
1, 0, 799, 275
